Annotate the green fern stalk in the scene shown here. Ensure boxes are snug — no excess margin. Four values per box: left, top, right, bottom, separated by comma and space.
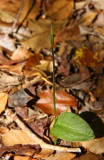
51, 22, 57, 123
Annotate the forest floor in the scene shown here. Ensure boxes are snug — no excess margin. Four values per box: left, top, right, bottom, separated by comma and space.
0, 0, 104, 159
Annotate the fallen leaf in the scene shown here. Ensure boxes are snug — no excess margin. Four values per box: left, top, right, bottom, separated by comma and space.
72, 137, 104, 154
21, 20, 66, 51
45, 152, 75, 160
27, 107, 47, 120
93, 75, 104, 99
79, 12, 97, 26
14, 155, 36, 160
8, 89, 31, 107
29, 19, 66, 35
11, 46, 33, 61
0, 143, 40, 157
74, 47, 100, 70
74, 151, 104, 160
94, 13, 104, 27
57, 43, 71, 76
0, 0, 21, 13
1, 129, 37, 146
34, 148, 54, 159
36, 60, 53, 73
47, 0, 74, 20
35, 89, 77, 115
75, 1, 86, 9
58, 65, 90, 88
0, 63, 24, 74
0, 9, 16, 23
21, 30, 51, 51
28, 117, 48, 137
0, 33, 16, 51
18, 0, 40, 25
0, 92, 8, 114
0, 71, 23, 91
91, 0, 104, 10
54, 24, 80, 45
23, 54, 51, 85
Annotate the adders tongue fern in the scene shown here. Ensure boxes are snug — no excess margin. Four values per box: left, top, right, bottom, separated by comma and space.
51, 22, 57, 123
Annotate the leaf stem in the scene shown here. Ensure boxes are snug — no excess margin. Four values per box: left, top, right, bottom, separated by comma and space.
51, 22, 57, 123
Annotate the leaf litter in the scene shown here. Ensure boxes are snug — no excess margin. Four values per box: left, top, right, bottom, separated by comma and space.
0, 0, 103, 159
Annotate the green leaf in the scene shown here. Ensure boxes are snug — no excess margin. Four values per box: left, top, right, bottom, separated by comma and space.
51, 112, 95, 142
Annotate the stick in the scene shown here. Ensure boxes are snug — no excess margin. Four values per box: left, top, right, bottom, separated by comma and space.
5, 109, 81, 153
10, 0, 24, 33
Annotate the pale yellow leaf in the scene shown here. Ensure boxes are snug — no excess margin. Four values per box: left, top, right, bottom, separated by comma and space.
0, 9, 16, 23
2, 129, 36, 146
11, 46, 33, 61
0, 92, 8, 114
36, 60, 53, 73
80, 12, 97, 26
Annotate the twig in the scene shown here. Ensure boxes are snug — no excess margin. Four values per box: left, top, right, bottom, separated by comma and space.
5, 109, 81, 153
10, 0, 24, 33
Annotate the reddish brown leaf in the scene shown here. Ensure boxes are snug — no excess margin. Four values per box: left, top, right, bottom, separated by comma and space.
54, 24, 80, 46
35, 89, 77, 115
74, 151, 103, 160
47, 0, 74, 20
74, 47, 100, 70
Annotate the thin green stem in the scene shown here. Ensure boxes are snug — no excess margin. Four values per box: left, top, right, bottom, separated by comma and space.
51, 22, 57, 123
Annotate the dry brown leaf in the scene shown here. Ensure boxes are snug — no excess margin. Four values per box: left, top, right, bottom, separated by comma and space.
47, 0, 74, 20
5, 109, 81, 153
23, 54, 45, 77
45, 152, 75, 160
14, 155, 36, 160
36, 60, 53, 73
0, 63, 24, 74
74, 151, 104, 160
35, 89, 77, 115
1, 129, 37, 146
93, 75, 104, 99
29, 19, 66, 35
8, 89, 31, 107
91, 0, 104, 10
18, 0, 40, 25
79, 12, 97, 26
0, 0, 21, 13
34, 148, 54, 159
21, 20, 66, 51
0, 9, 16, 23
72, 137, 104, 154
0, 92, 8, 114
11, 46, 34, 61
23, 54, 51, 85
0, 71, 23, 91
21, 30, 51, 51
95, 27, 104, 36
54, 24, 80, 46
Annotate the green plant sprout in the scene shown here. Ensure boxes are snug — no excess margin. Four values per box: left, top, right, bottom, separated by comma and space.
51, 22, 57, 123
50, 22, 95, 142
